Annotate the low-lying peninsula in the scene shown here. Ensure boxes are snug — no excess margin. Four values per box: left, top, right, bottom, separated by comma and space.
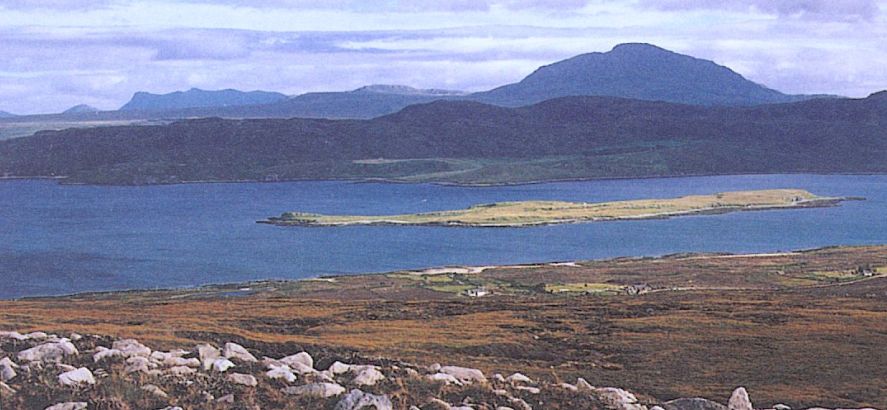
262, 189, 852, 227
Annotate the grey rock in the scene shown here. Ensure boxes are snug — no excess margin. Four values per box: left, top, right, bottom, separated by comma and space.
663, 397, 728, 410
112, 339, 151, 358
1, 361, 16, 382
223, 342, 257, 362
196, 343, 221, 370
58, 367, 96, 386
45, 402, 88, 410
228, 372, 258, 387
352, 366, 385, 386
18, 339, 78, 362
279, 351, 313, 369
217, 394, 235, 403
212, 358, 235, 372
282, 382, 346, 398
141, 384, 168, 398
728, 388, 753, 410
334, 389, 393, 410
440, 365, 486, 384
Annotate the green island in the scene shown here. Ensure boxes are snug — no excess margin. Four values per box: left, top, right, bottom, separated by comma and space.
262, 189, 853, 227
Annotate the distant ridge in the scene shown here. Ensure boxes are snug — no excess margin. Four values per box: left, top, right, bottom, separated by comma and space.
3, 92, 885, 185
473, 43, 820, 107
0, 110, 15, 118
119, 88, 288, 111
354, 84, 466, 96
62, 104, 100, 114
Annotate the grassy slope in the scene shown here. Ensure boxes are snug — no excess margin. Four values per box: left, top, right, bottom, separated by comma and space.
3, 245, 887, 407
265, 189, 843, 227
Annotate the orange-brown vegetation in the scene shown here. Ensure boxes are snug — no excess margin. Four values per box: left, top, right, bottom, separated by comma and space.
2, 246, 887, 408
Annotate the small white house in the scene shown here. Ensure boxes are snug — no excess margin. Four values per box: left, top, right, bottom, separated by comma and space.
465, 287, 490, 297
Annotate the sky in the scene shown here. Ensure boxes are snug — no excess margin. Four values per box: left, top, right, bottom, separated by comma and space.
0, 0, 885, 114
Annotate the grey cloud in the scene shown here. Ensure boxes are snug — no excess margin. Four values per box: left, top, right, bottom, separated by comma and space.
0, 0, 116, 10
172, 0, 591, 12
639, 0, 880, 21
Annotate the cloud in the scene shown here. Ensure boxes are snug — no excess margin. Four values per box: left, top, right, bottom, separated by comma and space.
0, 0, 116, 10
0, 1, 885, 114
639, 0, 880, 21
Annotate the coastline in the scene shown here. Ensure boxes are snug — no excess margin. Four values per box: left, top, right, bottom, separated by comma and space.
1, 171, 886, 188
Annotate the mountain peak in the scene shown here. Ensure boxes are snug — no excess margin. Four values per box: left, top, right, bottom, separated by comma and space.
63, 104, 100, 114
473, 43, 807, 107
609, 42, 670, 54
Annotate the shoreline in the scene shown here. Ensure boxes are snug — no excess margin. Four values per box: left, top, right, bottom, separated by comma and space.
1, 171, 886, 188
5, 244, 878, 302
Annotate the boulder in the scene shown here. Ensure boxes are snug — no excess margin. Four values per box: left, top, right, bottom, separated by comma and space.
142, 384, 169, 398
510, 398, 533, 410
329, 361, 352, 374
223, 342, 257, 362
22, 331, 49, 340
428, 372, 463, 385
93, 347, 124, 362
228, 372, 258, 387
506, 372, 533, 385
279, 351, 313, 369
773, 405, 791, 410
0, 360, 16, 382
164, 356, 201, 368
124, 356, 155, 374
282, 382, 346, 398
515, 385, 541, 394
58, 367, 96, 386
576, 377, 594, 392
595, 387, 646, 410
559, 383, 579, 392
112, 339, 151, 358
728, 388, 753, 410
334, 389, 394, 410
352, 366, 385, 386
152, 349, 188, 359
663, 398, 728, 410
0, 357, 18, 368
197, 344, 221, 370
440, 365, 487, 384
0, 331, 26, 341
45, 402, 88, 410
267, 366, 297, 383
0, 381, 17, 396
168, 366, 196, 377
18, 339, 78, 362
212, 358, 236, 372
217, 394, 235, 403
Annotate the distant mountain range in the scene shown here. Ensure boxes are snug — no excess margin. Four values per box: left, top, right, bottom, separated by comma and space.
0, 111, 15, 118
2, 92, 884, 185
119, 88, 288, 111
0, 43, 843, 125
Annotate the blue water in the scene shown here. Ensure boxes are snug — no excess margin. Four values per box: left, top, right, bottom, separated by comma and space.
1, 175, 885, 299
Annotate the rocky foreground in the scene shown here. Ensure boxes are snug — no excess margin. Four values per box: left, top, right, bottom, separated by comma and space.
0, 330, 875, 410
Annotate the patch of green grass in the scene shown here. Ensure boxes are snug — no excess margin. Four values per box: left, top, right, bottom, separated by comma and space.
544, 283, 624, 295
426, 284, 475, 294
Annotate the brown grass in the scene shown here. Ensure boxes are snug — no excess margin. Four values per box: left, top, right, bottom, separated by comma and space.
3, 246, 887, 408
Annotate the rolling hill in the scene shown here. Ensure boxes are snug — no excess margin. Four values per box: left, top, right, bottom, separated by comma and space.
1, 92, 884, 185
